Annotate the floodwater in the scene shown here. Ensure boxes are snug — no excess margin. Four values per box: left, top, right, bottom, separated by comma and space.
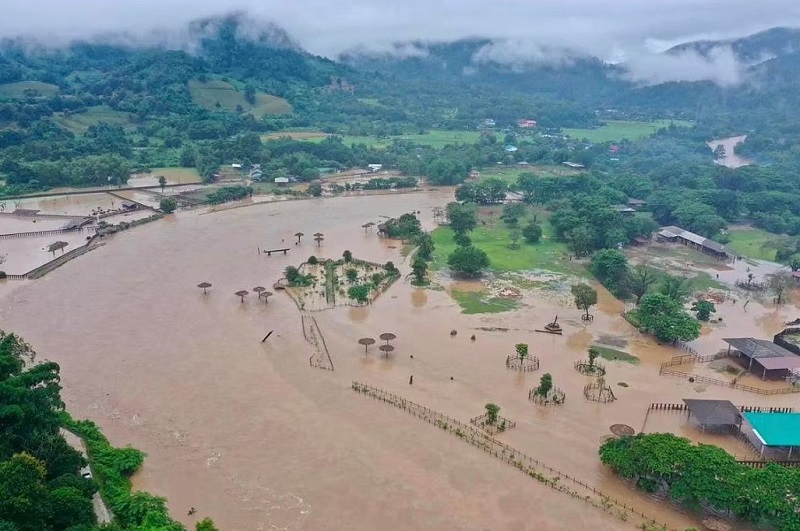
708, 135, 754, 169
0, 192, 797, 530
8, 192, 120, 216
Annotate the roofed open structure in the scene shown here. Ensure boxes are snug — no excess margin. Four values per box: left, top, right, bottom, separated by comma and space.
682, 399, 742, 432
723, 338, 800, 380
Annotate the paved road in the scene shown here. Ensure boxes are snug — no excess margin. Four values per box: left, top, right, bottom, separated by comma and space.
60, 429, 113, 524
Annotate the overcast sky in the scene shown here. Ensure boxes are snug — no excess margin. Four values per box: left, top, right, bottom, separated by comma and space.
3, 1, 800, 84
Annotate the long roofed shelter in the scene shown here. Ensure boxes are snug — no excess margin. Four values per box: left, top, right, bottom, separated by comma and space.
723, 337, 800, 380
682, 399, 742, 433
742, 412, 800, 459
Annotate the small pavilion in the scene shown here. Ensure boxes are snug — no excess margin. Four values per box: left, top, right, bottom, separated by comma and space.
723, 338, 800, 380
682, 399, 743, 433
742, 412, 800, 460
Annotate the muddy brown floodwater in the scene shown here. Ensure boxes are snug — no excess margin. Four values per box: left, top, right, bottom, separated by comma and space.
0, 191, 797, 530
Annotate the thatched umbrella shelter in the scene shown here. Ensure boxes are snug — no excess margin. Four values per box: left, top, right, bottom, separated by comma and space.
235, 290, 249, 303
379, 344, 395, 357
294, 232, 304, 244
197, 282, 212, 294
358, 337, 376, 353
260, 291, 273, 304
47, 241, 69, 257
314, 234, 324, 247
379, 332, 397, 345
253, 286, 266, 297
362, 222, 375, 232
609, 424, 635, 437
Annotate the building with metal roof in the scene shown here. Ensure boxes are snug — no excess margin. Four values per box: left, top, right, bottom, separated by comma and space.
742, 412, 800, 459
723, 338, 800, 379
657, 226, 729, 259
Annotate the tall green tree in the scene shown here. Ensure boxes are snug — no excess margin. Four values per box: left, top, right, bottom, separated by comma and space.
634, 293, 701, 343
446, 201, 477, 236
626, 265, 659, 305
447, 246, 490, 276
658, 275, 693, 303
571, 284, 598, 320
589, 249, 629, 295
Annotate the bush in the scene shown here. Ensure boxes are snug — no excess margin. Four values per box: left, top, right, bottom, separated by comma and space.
522, 222, 542, 243
447, 245, 490, 276
206, 185, 251, 205
159, 197, 177, 214
307, 256, 318, 265
0, 271, 6, 279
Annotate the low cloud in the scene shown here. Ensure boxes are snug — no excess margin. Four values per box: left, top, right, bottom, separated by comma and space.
619, 46, 745, 86
2, 1, 800, 85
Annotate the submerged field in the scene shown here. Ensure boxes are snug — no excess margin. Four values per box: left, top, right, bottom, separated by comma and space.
563, 120, 693, 143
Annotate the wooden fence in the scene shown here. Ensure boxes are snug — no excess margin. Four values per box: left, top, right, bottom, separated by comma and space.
351, 382, 676, 530
0, 227, 87, 240
505, 355, 540, 372
736, 459, 800, 469
658, 365, 800, 395
648, 403, 794, 413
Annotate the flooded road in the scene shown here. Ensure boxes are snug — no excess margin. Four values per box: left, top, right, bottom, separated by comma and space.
0, 191, 796, 530
708, 135, 754, 169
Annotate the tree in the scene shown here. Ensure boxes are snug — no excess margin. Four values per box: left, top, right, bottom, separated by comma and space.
348, 285, 371, 304
589, 249, 629, 294
446, 201, 477, 235
158, 175, 167, 193
484, 403, 500, 425
515, 343, 528, 362
635, 293, 701, 343
767, 271, 795, 305
508, 229, 521, 249
571, 283, 598, 321
447, 246, 490, 276
384, 261, 398, 275
522, 222, 542, 244
453, 232, 472, 247
691, 300, 716, 321
308, 183, 323, 197
411, 257, 427, 285
346, 269, 358, 283
159, 197, 177, 214
658, 275, 693, 303
626, 265, 659, 305
48, 486, 96, 530
588, 347, 600, 368
284, 266, 300, 283
415, 232, 435, 261
500, 203, 526, 226
0, 453, 50, 531
307, 256, 318, 265
535, 373, 553, 397
197, 517, 220, 531
789, 254, 800, 272
244, 86, 257, 105
342, 250, 352, 262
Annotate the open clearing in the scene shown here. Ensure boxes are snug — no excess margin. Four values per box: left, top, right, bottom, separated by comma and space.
0, 81, 60, 98
188, 79, 292, 116
477, 164, 585, 185
563, 120, 693, 143
431, 206, 586, 277
53, 106, 136, 133
726, 225, 781, 262
262, 129, 481, 148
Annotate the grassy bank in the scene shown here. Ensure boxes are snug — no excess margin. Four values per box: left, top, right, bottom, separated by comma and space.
262, 129, 481, 148
450, 290, 519, 314
563, 120, 692, 143
591, 345, 639, 364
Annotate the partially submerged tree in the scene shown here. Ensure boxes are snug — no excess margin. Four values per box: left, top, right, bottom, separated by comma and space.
571, 283, 598, 321
635, 293, 701, 343
588, 347, 600, 368
691, 300, 716, 321
535, 373, 553, 397
158, 175, 167, 193
415, 232, 435, 261
515, 343, 529, 362
659, 275, 693, 303
342, 250, 353, 262
767, 270, 795, 305
485, 403, 500, 425
159, 197, 177, 213
411, 256, 428, 285
348, 284, 371, 305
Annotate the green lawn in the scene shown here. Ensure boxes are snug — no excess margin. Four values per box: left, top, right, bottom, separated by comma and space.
0, 81, 59, 98
591, 345, 640, 364
726, 226, 780, 262
478, 164, 584, 186
53, 106, 136, 133
450, 291, 519, 314
188, 79, 292, 116
431, 207, 586, 277
563, 120, 693, 143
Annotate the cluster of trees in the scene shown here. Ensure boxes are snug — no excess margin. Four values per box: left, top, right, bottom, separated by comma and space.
383, 213, 422, 240
600, 433, 800, 531
443, 202, 491, 276
206, 185, 252, 204
0, 329, 215, 531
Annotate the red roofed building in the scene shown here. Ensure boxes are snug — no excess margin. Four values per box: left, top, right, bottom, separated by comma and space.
517, 119, 537, 128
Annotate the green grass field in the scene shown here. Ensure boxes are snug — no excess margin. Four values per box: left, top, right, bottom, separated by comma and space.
563, 120, 693, 143
188, 79, 292, 116
591, 345, 639, 364
478, 164, 584, 185
726, 226, 780, 262
0, 81, 60, 98
53, 106, 136, 133
431, 207, 586, 277
449, 291, 519, 314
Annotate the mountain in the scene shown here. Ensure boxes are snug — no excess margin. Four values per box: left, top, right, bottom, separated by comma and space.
669, 27, 800, 64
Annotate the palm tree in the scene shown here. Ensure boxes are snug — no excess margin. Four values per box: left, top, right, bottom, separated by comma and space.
235, 290, 249, 303
197, 282, 212, 294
